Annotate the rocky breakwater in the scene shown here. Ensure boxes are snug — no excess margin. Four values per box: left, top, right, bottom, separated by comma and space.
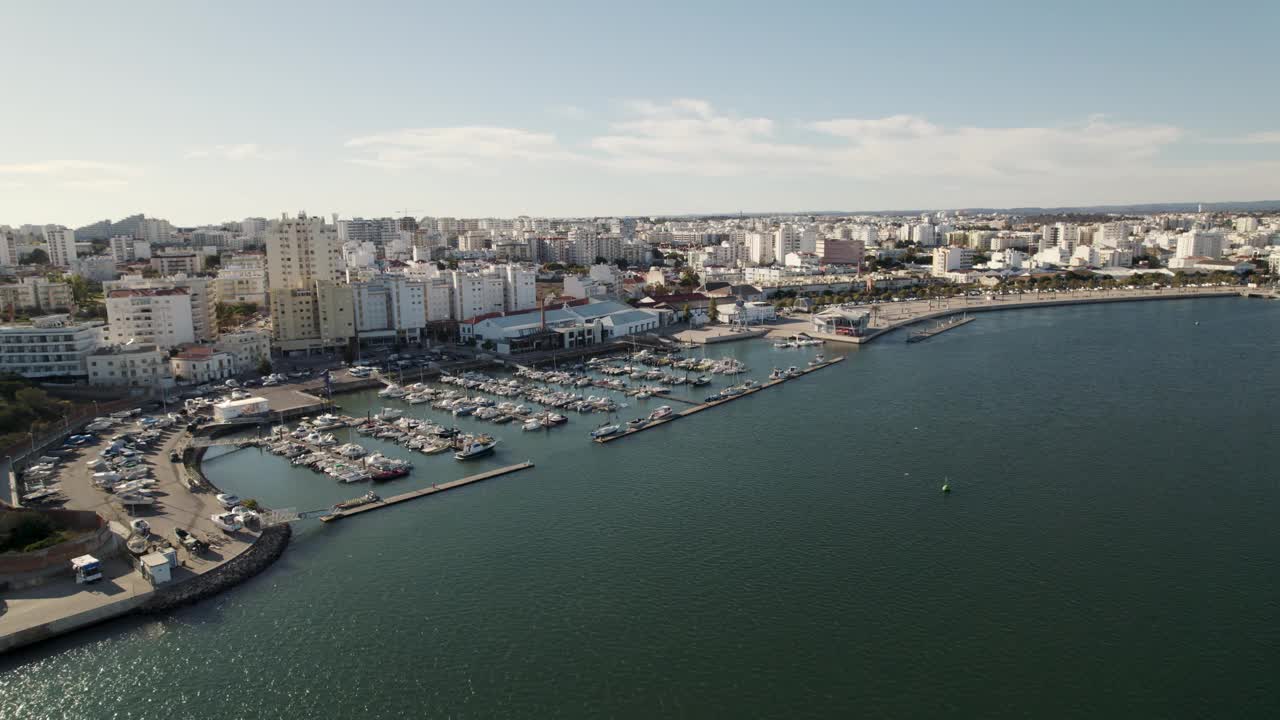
144, 523, 291, 613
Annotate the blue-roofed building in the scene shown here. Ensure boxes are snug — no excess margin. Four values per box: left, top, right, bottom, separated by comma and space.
461, 299, 661, 355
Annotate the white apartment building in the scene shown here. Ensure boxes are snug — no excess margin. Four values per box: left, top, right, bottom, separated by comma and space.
43, 225, 77, 267
352, 274, 427, 347
1175, 230, 1225, 259
105, 287, 195, 350
1040, 223, 1079, 253
773, 225, 801, 260
911, 224, 937, 248
212, 265, 268, 306
170, 346, 236, 384
0, 315, 102, 378
747, 231, 775, 265
932, 247, 973, 276
105, 274, 216, 342
87, 343, 169, 388
139, 218, 173, 244
71, 256, 120, 282
491, 264, 537, 312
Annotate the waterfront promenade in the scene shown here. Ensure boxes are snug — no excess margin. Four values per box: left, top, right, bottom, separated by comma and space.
769, 286, 1241, 344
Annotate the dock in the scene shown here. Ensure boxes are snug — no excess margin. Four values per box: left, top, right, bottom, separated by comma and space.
319, 462, 535, 522
906, 314, 974, 343
596, 356, 846, 444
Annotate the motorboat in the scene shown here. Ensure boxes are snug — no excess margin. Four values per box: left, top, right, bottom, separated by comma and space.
130, 519, 151, 536
691, 376, 711, 387
335, 443, 366, 458
454, 438, 498, 460
522, 419, 544, 431
377, 408, 404, 420
626, 417, 649, 430
210, 512, 243, 532
216, 493, 241, 509
377, 384, 407, 398
648, 405, 674, 421
591, 423, 622, 439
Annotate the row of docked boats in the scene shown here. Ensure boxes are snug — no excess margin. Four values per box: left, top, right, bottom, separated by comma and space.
773, 335, 824, 348
591, 404, 677, 439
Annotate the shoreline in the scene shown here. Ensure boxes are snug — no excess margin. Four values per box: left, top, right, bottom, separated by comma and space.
767, 287, 1245, 344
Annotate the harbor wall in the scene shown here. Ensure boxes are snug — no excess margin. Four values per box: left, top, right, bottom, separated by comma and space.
143, 523, 291, 614
0, 590, 152, 654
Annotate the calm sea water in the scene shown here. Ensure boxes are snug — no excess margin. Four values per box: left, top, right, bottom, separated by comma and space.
3, 297, 1279, 718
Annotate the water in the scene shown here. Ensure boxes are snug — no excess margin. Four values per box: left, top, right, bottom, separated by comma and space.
4, 297, 1279, 718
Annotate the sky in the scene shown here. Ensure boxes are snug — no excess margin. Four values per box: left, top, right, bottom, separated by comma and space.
2, 0, 1280, 227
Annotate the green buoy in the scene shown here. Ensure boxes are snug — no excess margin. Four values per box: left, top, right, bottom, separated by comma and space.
942, 477, 951, 493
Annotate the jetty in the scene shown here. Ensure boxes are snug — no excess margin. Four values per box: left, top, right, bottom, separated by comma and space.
319, 462, 535, 522
595, 356, 846, 444
906, 314, 974, 343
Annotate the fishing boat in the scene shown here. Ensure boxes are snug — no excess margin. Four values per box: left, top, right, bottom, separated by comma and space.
454, 438, 498, 460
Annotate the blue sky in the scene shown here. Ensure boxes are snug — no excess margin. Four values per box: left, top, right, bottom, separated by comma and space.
2, 0, 1279, 226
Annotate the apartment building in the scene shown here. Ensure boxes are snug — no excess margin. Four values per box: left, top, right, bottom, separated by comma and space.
0, 314, 102, 378
266, 213, 353, 354
104, 287, 195, 349
87, 343, 170, 388
43, 226, 77, 267
105, 274, 216, 342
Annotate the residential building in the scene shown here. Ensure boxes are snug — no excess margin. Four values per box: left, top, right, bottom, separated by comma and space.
105, 274, 216, 342
212, 329, 270, 371
815, 238, 865, 266
105, 287, 195, 350
0, 227, 18, 266
0, 277, 74, 313
1175, 230, 1225, 259
71, 255, 120, 282
150, 252, 201, 275
352, 274, 426, 348
746, 231, 775, 265
44, 225, 77, 267
212, 264, 268, 306
773, 224, 801, 260
266, 213, 353, 354
87, 343, 169, 388
931, 247, 973, 276
0, 314, 102, 378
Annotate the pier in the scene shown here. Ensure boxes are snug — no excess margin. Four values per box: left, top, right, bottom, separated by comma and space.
319, 462, 535, 522
595, 357, 846, 444
906, 315, 974, 343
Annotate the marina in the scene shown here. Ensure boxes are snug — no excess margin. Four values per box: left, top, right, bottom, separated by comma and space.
595, 356, 846, 443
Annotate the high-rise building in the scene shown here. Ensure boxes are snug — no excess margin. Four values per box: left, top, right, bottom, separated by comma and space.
0, 227, 18, 266
43, 225, 77, 267
773, 224, 801, 260
747, 232, 775, 265
266, 213, 354, 354
352, 274, 426, 348
911, 223, 937, 248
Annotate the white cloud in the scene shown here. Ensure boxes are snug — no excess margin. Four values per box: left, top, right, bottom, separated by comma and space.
591, 99, 814, 175
345, 126, 575, 170
0, 159, 138, 190
1211, 130, 1280, 145
183, 143, 267, 160
549, 104, 587, 119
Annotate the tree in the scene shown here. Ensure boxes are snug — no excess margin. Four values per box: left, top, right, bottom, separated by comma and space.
707, 300, 719, 323
643, 283, 670, 297
680, 302, 691, 322
594, 256, 608, 265
67, 275, 96, 305
19, 249, 49, 265
613, 258, 629, 270
545, 262, 566, 272
678, 269, 699, 289
257, 358, 272, 375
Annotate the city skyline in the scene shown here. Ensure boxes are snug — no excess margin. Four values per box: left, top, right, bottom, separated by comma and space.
4, 1, 1280, 225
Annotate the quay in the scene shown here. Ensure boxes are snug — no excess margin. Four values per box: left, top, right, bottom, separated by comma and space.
906, 315, 974, 343
596, 357, 846, 444
319, 462, 535, 522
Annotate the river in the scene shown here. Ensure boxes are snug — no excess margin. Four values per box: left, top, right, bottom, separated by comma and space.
3, 297, 1278, 718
